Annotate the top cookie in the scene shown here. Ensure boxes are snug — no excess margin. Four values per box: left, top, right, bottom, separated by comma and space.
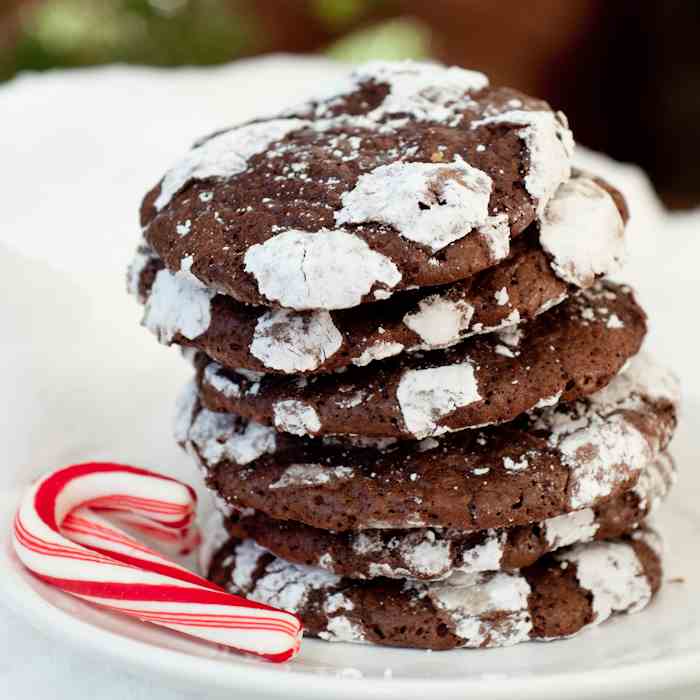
141, 61, 574, 310
130, 170, 627, 375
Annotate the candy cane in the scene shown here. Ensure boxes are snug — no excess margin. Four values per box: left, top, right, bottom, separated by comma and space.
13, 462, 302, 662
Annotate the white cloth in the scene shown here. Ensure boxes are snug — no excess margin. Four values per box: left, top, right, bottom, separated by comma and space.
0, 55, 697, 699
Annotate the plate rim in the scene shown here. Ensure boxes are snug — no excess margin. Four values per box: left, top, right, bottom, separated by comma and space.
3, 513, 700, 700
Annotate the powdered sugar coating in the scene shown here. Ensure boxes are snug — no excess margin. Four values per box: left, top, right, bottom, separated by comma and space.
173, 379, 199, 446
238, 451, 671, 583
534, 353, 678, 510
336, 157, 493, 252
540, 176, 626, 287
632, 451, 676, 511
477, 214, 511, 263
273, 399, 321, 436
269, 464, 354, 490
341, 61, 489, 123
143, 256, 215, 343
203, 363, 241, 399
399, 530, 452, 577
218, 533, 660, 649
184, 403, 277, 466
534, 390, 563, 409
455, 531, 506, 575
403, 296, 475, 348
494, 287, 509, 306
239, 542, 341, 613
544, 508, 598, 549
424, 571, 533, 647
155, 118, 308, 210
473, 110, 574, 213
559, 539, 652, 621
126, 239, 153, 302
250, 308, 343, 372
352, 341, 404, 367
396, 363, 481, 438
593, 351, 680, 408
319, 591, 365, 643
201, 362, 261, 400
244, 228, 402, 310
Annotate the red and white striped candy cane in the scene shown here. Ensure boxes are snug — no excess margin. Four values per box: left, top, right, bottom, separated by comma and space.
13, 462, 302, 662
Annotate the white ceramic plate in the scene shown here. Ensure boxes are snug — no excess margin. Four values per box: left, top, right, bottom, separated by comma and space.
1, 411, 698, 700
2, 60, 699, 700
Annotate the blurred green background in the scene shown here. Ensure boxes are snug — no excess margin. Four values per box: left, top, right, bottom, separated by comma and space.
1, 0, 699, 208
0, 0, 430, 79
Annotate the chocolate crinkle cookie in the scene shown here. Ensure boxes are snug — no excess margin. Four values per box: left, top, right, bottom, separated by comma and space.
221, 452, 674, 582
207, 527, 663, 650
139, 62, 579, 311
127, 60, 681, 651
192, 281, 646, 439
178, 354, 678, 533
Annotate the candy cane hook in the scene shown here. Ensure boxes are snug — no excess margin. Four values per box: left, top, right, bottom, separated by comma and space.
13, 462, 302, 662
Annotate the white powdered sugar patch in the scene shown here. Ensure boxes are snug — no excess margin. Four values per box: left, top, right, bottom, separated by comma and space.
352, 341, 404, 367
173, 379, 199, 446
425, 571, 532, 647
203, 363, 240, 399
397, 363, 481, 438
126, 240, 154, 302
477, 213, 511, 263
544, 509, 599, 549
317, 552, 334, 569
143, 256, 215, 343
154, 118, 308, 210
496, 324, 524, 349
455, 531, 506, 575
503, 455, 529, 472
534, 390, 563, 409
250, 308, 343, 372
400, 530, 452, 578
335, 390, 365, 409
319, 593, 365, 643
537, 292, 568, 315
335, 157, 493, 253
560, 540, 652, 622
540, 176, 626, 288
494, 287, 509, 306
244, 228, 401, 310
244, 556, 341, 613
533, 354, 679, 511
230, 540, 269, 592
187, 407, 277, 466
273, 399, 321, 436
417, 437, 440, 451
593, 352, 680, 408
495, 344, 515, 358
235, 367, 265, 382
352, 532, 384, 556
606, 313, 624, 329
558, 412, 649, 510
351, 61, 489, 122
403, 296, 475, 348
473, 110, 574, 212
269, 463, 354, 490
175, 219, 191, 237
633, 453, 676, 512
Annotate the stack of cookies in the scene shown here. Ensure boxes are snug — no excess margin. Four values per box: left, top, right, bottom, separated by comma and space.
128, 62, 680, 650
